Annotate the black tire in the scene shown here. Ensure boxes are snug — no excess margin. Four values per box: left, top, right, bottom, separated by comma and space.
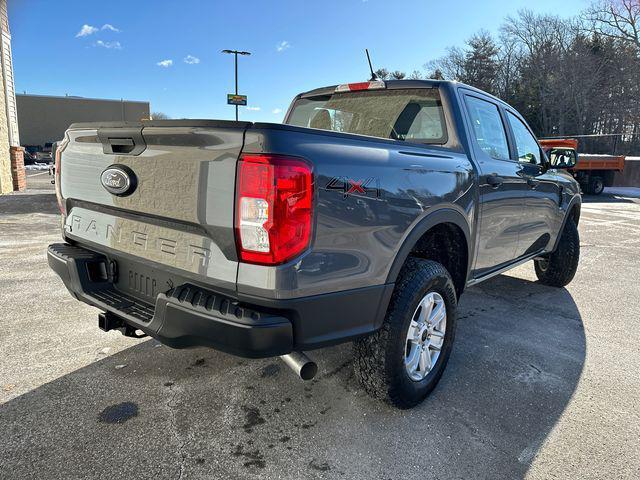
589, 176, 604, 195
353, 258, 457, 409
534, 218, 580, 287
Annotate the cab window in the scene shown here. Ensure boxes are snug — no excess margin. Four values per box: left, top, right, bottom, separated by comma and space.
287, 89, 448, 144
506, 111, 543, 166
464, 96, 510, 161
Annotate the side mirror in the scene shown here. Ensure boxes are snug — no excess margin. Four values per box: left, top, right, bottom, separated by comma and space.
547, 148, 577, 169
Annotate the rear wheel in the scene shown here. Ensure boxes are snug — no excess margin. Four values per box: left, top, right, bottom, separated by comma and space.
589, 176, 604, 195
534, 217, 580, 287
353, 258, 457, 409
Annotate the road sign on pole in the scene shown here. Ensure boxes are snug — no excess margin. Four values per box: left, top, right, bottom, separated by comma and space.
221, 49, 251, 121
227, 94, 248, 106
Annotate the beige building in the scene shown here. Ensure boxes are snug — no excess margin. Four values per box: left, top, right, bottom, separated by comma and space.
16, 94, 150, 148
0, 0, 20, 194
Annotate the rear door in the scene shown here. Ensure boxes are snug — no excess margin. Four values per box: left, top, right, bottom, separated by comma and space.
504, 110, 561, 256
461, 93, 527, 276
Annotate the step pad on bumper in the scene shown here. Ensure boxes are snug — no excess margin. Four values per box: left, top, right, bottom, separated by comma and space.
166, 284, 264, 325
47, 243, 155, 324
91, 289, 155, 323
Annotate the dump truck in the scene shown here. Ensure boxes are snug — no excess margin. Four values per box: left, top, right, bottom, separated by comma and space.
540, 138, 625, 195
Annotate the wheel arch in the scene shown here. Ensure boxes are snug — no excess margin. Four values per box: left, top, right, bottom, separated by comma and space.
553, 195, 581, 251
386, 208, 472, 298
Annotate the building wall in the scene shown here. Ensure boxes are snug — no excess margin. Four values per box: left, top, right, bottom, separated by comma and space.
0, 0, 15, 194
0, 67, 11, 193
16, 95, 150, 148
614, 158, 640, 187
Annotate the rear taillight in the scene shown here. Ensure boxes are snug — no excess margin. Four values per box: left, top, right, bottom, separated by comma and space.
54, 139, 68, 215
235, 154, 313, 265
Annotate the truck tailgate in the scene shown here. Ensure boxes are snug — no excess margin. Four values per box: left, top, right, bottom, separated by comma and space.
59, 122, 247, 293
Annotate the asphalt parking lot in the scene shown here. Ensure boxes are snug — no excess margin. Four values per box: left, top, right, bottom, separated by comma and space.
1, 173, 639, 479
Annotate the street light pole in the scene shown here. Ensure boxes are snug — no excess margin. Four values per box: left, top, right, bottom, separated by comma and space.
222, 49, 251, 121
234, 52, 238, 121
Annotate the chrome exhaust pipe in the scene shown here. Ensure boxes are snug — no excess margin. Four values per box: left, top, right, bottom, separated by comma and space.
280, 352, 317, 381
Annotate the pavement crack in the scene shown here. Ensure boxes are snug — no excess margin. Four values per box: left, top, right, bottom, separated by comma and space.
165, 382, 187, 480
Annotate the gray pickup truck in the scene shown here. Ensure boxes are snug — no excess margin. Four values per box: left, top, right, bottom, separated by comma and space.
48, 80, 581, 408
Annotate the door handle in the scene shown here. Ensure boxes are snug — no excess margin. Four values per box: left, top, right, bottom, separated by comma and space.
486, 174, 504, 187
527, 178, 540, 189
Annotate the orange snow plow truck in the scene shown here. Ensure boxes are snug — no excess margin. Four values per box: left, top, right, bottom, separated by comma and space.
540, 138, 625, 195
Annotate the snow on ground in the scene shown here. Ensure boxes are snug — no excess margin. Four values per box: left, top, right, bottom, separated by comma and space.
604, 187, 640, 198
24, 163, 52, 171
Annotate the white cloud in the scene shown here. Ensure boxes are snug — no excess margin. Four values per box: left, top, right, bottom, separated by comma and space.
245, 106, 261, 111
95, 40, 122, 50
276, 41, 291, 52
101, 24, 120, 32
76, 24, 99, 37
183, 55, 200, 64
157, 59, 173, 68
272, 108, 283, 114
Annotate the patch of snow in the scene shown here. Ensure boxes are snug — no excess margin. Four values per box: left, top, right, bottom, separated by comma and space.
24, 163, 52, 171
604, 187, 640, 198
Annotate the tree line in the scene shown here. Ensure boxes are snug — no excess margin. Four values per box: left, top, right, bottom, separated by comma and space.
376, 1, 640, 155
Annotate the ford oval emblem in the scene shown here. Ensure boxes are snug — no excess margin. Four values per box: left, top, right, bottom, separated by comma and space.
100, 165, 137, 196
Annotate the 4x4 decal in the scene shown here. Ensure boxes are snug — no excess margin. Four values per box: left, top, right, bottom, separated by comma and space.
325, 176, 381, 199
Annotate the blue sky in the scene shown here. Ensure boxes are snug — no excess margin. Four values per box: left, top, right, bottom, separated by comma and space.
10, 0, 587, 123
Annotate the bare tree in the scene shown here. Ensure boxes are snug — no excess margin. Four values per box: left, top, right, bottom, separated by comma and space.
151, 111, 171, 120
424, 32, 500, 93
585, 0, 640, 50
390, 70, 406, 80
427, 69, 444, 80
374, 68, 390, 80
422, 7, 640, 154
425, 46, 466, 81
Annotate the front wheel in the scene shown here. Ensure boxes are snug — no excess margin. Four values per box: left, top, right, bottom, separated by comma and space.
353, 258, 457, 409
534, 217, 580, 287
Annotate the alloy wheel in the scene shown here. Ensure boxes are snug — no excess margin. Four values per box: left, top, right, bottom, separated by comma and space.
404, 292, 447, 381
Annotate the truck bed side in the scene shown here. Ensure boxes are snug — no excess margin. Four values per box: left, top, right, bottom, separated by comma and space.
573, 154, 625, 172
238, 124, 476, 300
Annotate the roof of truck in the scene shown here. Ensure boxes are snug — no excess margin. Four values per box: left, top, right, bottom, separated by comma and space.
298, 79, 509, 106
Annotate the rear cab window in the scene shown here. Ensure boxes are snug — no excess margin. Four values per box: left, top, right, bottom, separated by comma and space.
463, 95, 510, 161
286, 88, 448, 144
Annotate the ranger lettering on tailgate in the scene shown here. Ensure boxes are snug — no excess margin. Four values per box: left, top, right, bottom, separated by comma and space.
65, 208, 211, 272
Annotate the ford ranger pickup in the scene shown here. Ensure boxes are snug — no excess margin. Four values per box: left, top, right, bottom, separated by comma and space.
47, 80, 581, 408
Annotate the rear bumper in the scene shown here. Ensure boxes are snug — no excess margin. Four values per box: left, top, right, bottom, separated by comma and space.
47, 243, 393, 358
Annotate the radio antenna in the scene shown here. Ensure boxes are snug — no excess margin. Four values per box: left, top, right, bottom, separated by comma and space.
365, 49, 378, 81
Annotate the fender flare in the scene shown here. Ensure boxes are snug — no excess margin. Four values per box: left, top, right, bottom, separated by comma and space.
385, 207, 473, 286
553, 194, 581, 251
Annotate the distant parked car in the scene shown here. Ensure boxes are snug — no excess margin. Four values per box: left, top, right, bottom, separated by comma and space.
49, 141, 61, 183
24, 145, 40, 157
37, 142, 54, 162
23, 150, 38, 165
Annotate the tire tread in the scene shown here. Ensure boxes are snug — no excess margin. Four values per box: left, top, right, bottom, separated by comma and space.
354, 258, 456, 409
535, 218, 580, 287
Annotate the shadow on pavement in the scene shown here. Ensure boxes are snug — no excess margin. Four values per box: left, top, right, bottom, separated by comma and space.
0, 274, 585, 479
0, 192, 59, 215
582, 192, 638, 204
